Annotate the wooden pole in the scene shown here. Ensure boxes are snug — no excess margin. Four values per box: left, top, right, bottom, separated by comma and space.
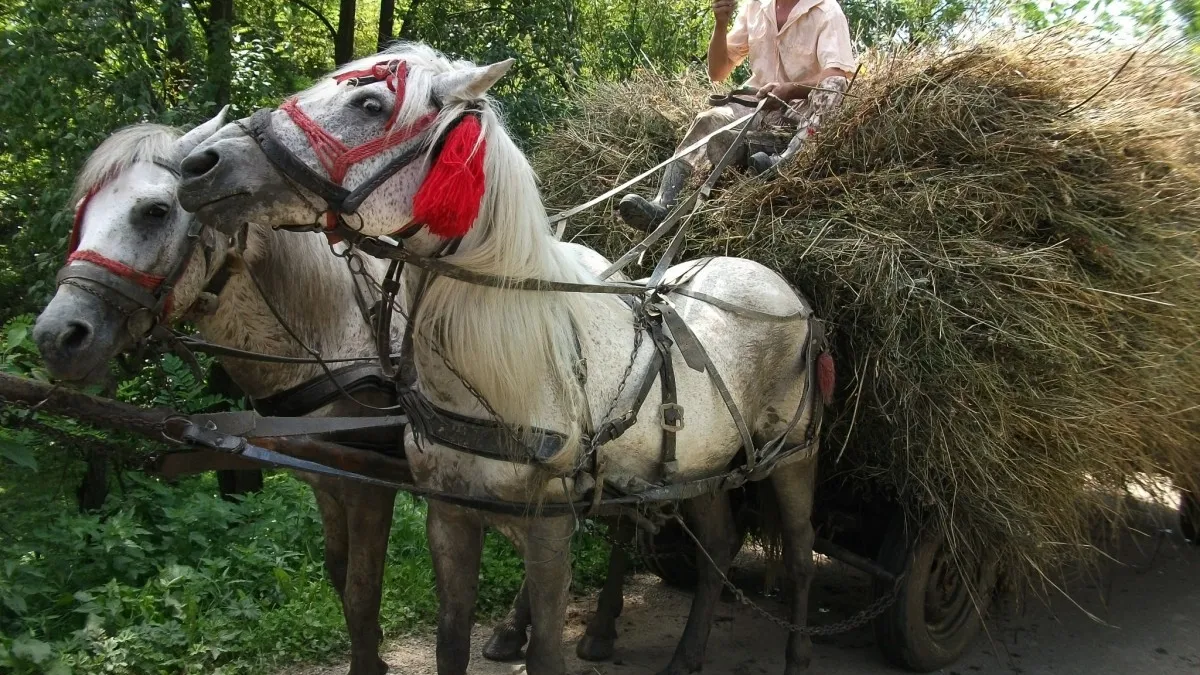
0, 372, 411, 482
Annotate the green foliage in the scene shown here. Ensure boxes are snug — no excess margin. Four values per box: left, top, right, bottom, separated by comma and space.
0, 466, 610, 674
1011, 0, 1200, 39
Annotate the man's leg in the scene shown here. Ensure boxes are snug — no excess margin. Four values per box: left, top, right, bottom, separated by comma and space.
750, 76, 849, 175
618, 105, 744, 231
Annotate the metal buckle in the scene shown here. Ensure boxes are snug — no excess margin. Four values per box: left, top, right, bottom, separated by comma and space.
660, 402, 685, 432
126, 307, 156, 338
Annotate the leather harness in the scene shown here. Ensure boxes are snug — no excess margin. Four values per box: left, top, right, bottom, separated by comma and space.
169, 71, 826, 513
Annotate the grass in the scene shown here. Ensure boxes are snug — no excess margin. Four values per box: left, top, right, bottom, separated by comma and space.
0, 449, 610, 674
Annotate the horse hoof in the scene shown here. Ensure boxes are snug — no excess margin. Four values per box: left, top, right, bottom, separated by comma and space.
482, 627, 527, 662
576, 634, 616, 662
346, 657, 388, 675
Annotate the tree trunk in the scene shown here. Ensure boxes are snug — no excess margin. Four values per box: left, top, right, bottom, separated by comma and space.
335, 0, 357, 65
397, 0, 424, 39
77, 449, 110, 512
205, 0, 236, 108
378, 0, 396, 49
161, 0, 191, 105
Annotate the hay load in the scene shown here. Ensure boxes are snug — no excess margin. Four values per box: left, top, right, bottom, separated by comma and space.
533, 32, 1200, 580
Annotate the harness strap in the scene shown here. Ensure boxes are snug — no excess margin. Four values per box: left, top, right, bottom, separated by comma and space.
645, 313, 682, 481
192, 410, 408, 438
57, 261, 162, 314
375, 259, 404, 378
411, 396, 568, 464
241, 109, 352, 210
252, 362, 394, 417
590, 346, 662, 447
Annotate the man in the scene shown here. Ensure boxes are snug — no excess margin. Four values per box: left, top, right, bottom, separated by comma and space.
618, 0, 857, 230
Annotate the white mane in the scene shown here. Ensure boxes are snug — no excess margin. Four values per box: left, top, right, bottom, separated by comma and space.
73, 124, 179, 203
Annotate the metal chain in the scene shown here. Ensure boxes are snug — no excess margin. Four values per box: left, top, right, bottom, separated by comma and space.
672, 515, 904, 636
590, 518, 684, 562
575, 311, 645, 475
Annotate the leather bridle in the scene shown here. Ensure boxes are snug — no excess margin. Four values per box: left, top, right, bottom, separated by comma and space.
56, 160, 229, 340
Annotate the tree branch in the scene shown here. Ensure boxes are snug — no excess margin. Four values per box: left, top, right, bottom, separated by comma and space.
288, 0, 338, 41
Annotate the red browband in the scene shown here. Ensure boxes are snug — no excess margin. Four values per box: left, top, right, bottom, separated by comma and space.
67, 179, 177, 317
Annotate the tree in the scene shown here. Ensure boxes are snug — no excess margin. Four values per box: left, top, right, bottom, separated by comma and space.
203, 0, 237, 108
336, 0, 356, 64
378, 0, 395, 49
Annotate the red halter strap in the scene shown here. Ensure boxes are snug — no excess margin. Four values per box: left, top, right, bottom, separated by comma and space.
280, 59, 438, 232
67, 178, 176, 317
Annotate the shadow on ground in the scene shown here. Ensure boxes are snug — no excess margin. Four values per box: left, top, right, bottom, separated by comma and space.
289, 496, 1200, 675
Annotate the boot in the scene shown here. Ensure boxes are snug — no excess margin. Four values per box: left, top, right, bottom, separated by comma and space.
618, 161, 693, 232
748, 151, 780, 176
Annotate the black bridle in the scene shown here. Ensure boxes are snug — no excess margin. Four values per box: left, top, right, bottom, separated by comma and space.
233, 59, 478, 244
56, 159, 232, 343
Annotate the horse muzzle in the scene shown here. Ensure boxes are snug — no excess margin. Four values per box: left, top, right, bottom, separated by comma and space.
33, 286, 129, 383
177, 125, 289, 221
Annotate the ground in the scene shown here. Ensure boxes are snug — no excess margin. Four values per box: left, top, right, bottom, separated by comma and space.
288, 499, 1200, 675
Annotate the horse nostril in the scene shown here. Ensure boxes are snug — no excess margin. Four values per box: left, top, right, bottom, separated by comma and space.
181, 150, 220, 179
58, 320, 93, 352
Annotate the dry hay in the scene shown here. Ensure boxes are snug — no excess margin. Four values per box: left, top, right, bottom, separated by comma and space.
532, 31, 1200, 583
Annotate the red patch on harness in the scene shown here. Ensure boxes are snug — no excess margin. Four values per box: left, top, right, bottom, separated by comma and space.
817, 351, 835, 405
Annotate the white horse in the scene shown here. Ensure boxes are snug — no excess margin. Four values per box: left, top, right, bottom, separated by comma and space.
177, 43, 821, 675
32, 116, 406, 675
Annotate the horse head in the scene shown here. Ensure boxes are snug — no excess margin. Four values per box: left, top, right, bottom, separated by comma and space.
177, 43, 513, 260
33, 110, 229, 382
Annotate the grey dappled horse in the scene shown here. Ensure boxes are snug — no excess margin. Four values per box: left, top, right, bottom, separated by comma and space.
176, 42, 821, 675
32, 116, 404, 675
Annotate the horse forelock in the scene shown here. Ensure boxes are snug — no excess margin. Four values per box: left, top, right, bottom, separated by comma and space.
296, 42, 459, 142
72, 124, 180, 205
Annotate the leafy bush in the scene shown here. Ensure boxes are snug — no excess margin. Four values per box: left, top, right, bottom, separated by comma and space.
0, 466, 610, 674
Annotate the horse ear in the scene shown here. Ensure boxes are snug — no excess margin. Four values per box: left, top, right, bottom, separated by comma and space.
431, 59, 514, 103
172, 105, 230, 165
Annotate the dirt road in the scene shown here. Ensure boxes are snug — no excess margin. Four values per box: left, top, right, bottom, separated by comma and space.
290, 503, 1199, 675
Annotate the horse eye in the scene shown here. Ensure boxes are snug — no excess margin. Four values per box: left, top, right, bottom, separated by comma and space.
355, 95, 385, 115
139, 202, 171, 223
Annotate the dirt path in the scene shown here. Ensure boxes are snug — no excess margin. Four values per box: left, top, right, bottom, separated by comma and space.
289, 504, 1200, 675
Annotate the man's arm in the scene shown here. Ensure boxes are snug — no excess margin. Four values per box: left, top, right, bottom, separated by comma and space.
708, 0, 741, 82
756, 67, 850, 102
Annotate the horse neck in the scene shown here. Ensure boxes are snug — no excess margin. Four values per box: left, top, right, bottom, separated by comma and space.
404, 128, 606, 469
197, 226, 380, 400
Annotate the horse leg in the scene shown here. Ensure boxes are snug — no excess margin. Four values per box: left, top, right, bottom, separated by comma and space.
482, 579, 531, 661
577, 518, 633, 661
312, 484, 349, 600
768, 453, 819, 674
522, 515, 574, 675
343, 484, 398, 675
429, 502, 484, 675
659, 492, 736, 675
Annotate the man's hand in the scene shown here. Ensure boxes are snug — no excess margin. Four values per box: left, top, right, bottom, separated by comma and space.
756, 81, 806, 102
713, 0, 736, 26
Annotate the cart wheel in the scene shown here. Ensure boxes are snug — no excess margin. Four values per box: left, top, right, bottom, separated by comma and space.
1181, 490, 1199, 544
638, 492, 752, 589
873, 518, 998, 672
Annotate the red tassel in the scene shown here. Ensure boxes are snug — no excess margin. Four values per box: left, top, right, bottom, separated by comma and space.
817, 352, 836, 406
412, 116, 486, 239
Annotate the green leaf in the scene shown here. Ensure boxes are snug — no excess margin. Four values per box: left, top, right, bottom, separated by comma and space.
10, 635, 52, 664
0, 437, 37, 470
